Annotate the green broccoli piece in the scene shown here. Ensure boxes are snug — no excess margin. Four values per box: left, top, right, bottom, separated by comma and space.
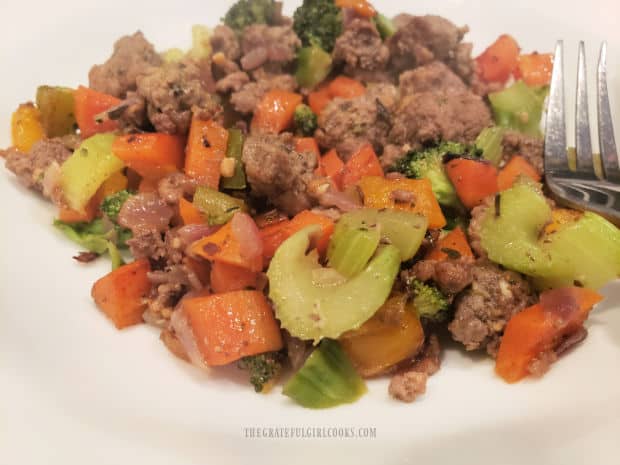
237, 351, 284, 393
394, 142, 480, 208
293, 0, 343, 53
294, 104, 318, 136
409, 279, 450, 322
224, 0, 277, 33
100, 189, 133, 222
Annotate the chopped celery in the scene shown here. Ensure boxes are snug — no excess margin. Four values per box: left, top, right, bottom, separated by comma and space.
327, 222, 381, 277
193, 186, 248, 225
479, 180, 553, 277
335, 209, 428, 261
60, 133, 123, 212
295, 46, 333, 89
267, 226, 400, 342
107, 241, 125, 270
373, 14, 396, 39
282, 339, 366, 408
36, 86, 76, 138
535, 212, 620, 290
161, 48, 185, 63
489, 80, 547, 137
478, 179, 620, 289
475, 127, 505, 166
220, 129, 246, 190
188, 25, 212, 60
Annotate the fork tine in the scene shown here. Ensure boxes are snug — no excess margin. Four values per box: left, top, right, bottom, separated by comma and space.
545, 41, 570, 175
575, 41, 596, 177
597, 41, 620, 183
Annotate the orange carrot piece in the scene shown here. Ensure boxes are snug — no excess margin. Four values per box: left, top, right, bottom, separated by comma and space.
335, 0, 377, 18
318, 149, 345, 189
260, 210, 335, 259
358, 176, 446, 229
210, 262, 258, 293
58, 199, 98, 223
497, 155, 541, 191
295, 137, 321, 159
182, 290, 283, 366
179, 197, 206, 225
514, 53, 554, 87
184, 117, 228, 189
341, 144, 384, 189
476, 34, 521, 83
308, 85, 332, 115
251, 90, 303, 134
91, 259, 151, 329
189, 221, 263, 272
496, 287, 603, 383
426, 227, 474, 261
112, 133, 185, 180
74, 86, 121, 138
327, 76, 366, 99
445, 158, 499, 210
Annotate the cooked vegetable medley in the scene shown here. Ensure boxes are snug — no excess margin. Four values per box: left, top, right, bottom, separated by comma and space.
3, 0, 619, 408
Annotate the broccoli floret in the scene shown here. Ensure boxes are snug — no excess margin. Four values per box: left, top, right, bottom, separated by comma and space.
394, 142, 480, 208
409, 279, 450, 322
237, 351, 284, 393
294, 104, 318, 136
224, 0, 277, 33
293, 0, 343, 53
100, 189, 133, 222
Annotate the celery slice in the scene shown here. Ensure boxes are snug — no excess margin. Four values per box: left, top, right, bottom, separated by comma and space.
282, 339, 367, 409
60, 133, 123, 212
489, 80, 547, 137
267, 226, 400, 342
327, 223, 381, 277
220, 128, 246, 190
334, 209, 428, 262
373, 14, 396, 40
193, 186, 247, 225
475, 126, 505, 166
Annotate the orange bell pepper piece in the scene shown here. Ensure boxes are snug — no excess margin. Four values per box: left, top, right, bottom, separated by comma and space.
341, 144, 384, 189
112, 133, 185, 180
476, 34, 521, 83
497, 155, 541, 191
358, 176, 447, 229
335, 0, 377, 18
445, 158, 499, 210
514, 53, 554, 87
210, 262, 259, 294
74, 86, 121, 138
11, 103, 45, 153
426, 227, 474, 261
250, 90, 303, 134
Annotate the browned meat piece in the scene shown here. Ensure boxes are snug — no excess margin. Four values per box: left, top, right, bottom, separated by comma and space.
446, 42, 476, 83
467, 197, 492, 258
4, 138, 71, 193
89, 31, 162, 98
315, 84, 397, 159
388, 15, 469, 74
407, 258, 474, 295
242, 133, 318, 215
126, 229, 167, 261
389, 371, 428, 402
501, 130, 544, 174
157, 172, 197, 205
449, 261, 537, 356
239, 24, 301, 71
389, 334, 441, 403
333, 19, 390, 73
215, 71, 251, 93
381, 144, 410, 169
399, 61, 466, 95
389, 90, 491, 148
230, 74, 297, 114
136, 59, 219, 135
210, 25, 241, 61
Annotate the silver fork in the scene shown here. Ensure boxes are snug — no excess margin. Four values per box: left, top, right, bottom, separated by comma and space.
544, 41, 620, 224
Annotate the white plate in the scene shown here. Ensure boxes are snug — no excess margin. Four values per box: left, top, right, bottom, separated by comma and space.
1, 1, 619, 464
